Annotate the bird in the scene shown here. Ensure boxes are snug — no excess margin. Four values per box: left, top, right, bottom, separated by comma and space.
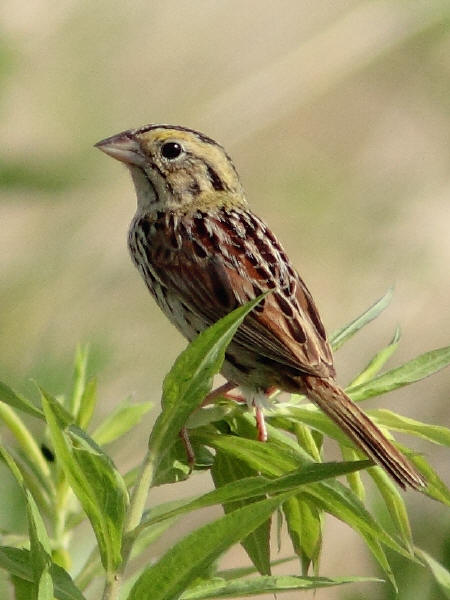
95, 123, 425, 490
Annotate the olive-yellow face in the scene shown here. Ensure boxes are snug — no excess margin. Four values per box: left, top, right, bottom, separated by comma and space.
95, 124, 245, 213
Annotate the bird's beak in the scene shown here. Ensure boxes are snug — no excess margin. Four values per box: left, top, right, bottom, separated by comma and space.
94, 131, 146, 167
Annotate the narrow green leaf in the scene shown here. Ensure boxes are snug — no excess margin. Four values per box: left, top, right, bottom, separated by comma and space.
70, 344, 89, 417
293, 422, 321, 462
139, 458, 371, 532
0, 547, 86, 600
216, 556, 297, 580
341, 446, 365, 501
186, 405, 233, 429
148, 295, 267, 463
276, 404, 353, 448
195, 431, 304, 475
37, 386, 74, 428
415, 547, 450, 599
0, 406, 51, 482
212, 451, 271, 575
41, 394, 128, 571
304, 480, 411, 559
369, 409, 450, 447
180, 575, 382, 599
368, 468, 413, 552
92, 398, 153, 446
330, 289, 393, 351
27, 488, 52, 559
151, 437, 191, 486
0, 447, 54, 598
77, 378, 97, 429
37, 567, 53, 600
349, 327, 401, 387
0, 382, 43, 419
128, 492, 293, 600
346, 346, 450, 402
302, 480, 414, 589
283, 496, 322, 574
404, 452, 450, 506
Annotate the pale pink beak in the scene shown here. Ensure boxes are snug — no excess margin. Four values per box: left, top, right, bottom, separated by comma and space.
95, 131, 146, 167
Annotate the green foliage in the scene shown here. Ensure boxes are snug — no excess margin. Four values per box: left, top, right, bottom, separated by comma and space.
0, 295, 449, 599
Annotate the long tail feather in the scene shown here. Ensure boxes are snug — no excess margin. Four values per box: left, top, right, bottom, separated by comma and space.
304, 376, 425, 490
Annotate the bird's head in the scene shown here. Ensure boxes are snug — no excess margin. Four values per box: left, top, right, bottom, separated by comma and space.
95, 124, 245, 214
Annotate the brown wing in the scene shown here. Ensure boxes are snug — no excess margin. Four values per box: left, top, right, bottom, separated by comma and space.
148, 208, 335, 379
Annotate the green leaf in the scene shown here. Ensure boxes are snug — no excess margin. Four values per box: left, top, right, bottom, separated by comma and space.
349, 327, 401, 387
216, 556, 297, 580
180, 575, 382, 599
276, 404, 357, 448
0, 381, 43, 419
0, 402, 51, 483
128, 492, 293, 600
139, 458, 371, 532
368, 468, 413, 552
92, 398, 153, 446
369, 409, 450, 447
283, 496, 322, 574
0, 547, 86, 600
415, 547, 450, 599
37, 386, 74, 428
346, 346, 450, 402
148, 295, 267, 464
41, 393, 129, 571
293, 422, 321, 462
212, 450, 271, 575
27, 490, 53, 581
77, 378, 97, 430
0, 447, 54, 599
151, 437, 191, 486
11, 576, 35, 600
195, 430, 306, 475
302, 480, 414, 589
341, 446, 365, 501
70, 345, 89, 417
330, 288, 393, 351
209, 422, 411, 586
405, 452, 450, 506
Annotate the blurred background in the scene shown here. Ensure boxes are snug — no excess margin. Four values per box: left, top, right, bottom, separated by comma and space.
0, 1, 449, 598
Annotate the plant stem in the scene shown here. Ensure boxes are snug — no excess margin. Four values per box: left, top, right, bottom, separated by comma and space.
101, 449, 157, 600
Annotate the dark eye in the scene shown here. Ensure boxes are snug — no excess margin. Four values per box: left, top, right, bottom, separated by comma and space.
161, 142, 183, 160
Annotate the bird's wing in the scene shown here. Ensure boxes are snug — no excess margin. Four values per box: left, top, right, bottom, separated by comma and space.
147, 209, 335, 379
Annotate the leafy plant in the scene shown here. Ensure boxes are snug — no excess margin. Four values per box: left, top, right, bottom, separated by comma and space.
0, 291, 449, 600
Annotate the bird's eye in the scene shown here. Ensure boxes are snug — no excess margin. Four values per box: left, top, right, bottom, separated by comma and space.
161, 142, 183, 160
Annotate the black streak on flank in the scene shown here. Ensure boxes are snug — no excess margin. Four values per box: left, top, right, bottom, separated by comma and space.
206, 164, 226, 191
210, 261, 235, 308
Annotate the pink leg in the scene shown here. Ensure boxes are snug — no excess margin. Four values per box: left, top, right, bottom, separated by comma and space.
254, 404, 267, 442
179, 426, 195, 469
180, 381, 237, 467
202, 381, 237, 406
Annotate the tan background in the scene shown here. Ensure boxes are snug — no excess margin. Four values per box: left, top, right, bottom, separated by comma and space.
0, 1, 449, 598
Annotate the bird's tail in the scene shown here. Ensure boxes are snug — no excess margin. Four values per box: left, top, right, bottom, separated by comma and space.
303, 375, 425, 490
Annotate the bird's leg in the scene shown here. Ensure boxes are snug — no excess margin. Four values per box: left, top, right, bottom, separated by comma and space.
254, 404, 267, 442
182, 383, 277, 466
253, 387, 277, 442
179, 426, 195, 470
201, 381, 237, 406
180, 381, 237, 468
